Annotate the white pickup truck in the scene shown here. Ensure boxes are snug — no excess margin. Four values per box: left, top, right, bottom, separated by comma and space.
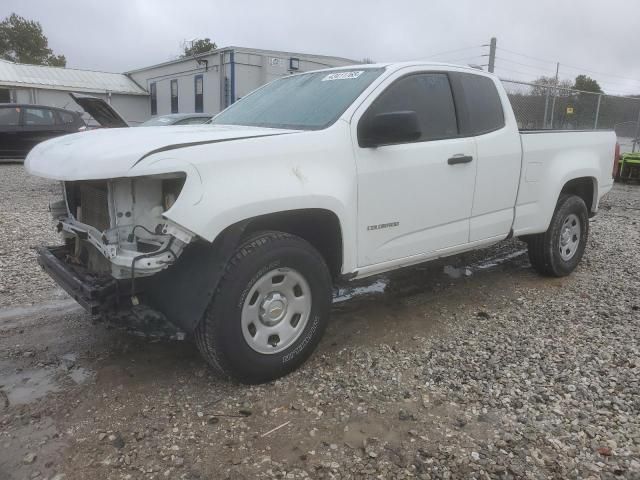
26, 62, 616, 383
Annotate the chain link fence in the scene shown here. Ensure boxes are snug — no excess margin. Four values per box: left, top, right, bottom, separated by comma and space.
500, 78, 640, 153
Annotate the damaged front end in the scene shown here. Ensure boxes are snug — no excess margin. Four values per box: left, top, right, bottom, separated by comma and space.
38, 173, 195, 338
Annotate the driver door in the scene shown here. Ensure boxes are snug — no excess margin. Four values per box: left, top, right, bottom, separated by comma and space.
353, 70, 477, 267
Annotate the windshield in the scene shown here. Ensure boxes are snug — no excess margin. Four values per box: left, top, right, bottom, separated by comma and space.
212, 68, 385, 130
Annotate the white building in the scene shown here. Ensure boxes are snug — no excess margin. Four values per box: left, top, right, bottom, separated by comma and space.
127, 46, 358, 118
0, 46, 357, 124
0, 59, 149, 125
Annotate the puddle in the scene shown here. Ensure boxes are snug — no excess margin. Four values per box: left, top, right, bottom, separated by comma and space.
443, 265, 473, 279
69, 367, 94, 385
443, 249, 528, 279
0, 352, 96, 407
333, 248, 528, 303
333, 278, 388, 303
0, 367, 59, 406
471, 249, 528, 270
58, 352, 95, 385
0, 298, 81, 330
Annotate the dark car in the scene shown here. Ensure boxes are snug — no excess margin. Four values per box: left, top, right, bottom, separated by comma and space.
0, 104, 86, 160
138, 113, 214, 126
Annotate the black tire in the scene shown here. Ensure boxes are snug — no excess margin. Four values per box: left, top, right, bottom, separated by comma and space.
525, 194, 589, 277
194, 231, 332, 384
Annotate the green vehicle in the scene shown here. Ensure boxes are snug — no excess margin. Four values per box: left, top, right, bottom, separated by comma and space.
617, 151, 640, 182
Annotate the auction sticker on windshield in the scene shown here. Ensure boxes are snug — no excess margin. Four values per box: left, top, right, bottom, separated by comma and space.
322, 71, 364, 81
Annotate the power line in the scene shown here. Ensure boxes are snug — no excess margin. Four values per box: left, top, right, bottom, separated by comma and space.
493, 66, 545, 82
498, 46, 640, 85
496, 57, 640, 95
494, 57, 557, 76
494, 64, 552, 78
497, 47, 558, 65
424, 45, 484, 59
445, 55, 485, 64
558, 63, 640, 85
498, 56, 639, 93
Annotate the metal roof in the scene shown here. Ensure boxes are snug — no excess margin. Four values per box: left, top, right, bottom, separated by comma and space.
125, 45, 358, 74
0, 59, 147, 95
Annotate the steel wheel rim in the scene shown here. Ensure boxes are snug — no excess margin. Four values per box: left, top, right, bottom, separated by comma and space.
559, 213, 581, 261
241, 267, 312, 354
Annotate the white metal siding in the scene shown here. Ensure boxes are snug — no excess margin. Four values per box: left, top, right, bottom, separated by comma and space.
128, 47, 358, 118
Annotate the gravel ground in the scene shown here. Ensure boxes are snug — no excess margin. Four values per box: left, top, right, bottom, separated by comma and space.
0, 164, 639, 479
0, 164, 62, 307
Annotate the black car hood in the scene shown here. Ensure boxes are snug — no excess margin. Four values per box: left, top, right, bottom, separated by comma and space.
70, 93, 129, 128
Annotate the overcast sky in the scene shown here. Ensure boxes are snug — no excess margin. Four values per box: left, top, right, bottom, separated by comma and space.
2, 0, 639, 95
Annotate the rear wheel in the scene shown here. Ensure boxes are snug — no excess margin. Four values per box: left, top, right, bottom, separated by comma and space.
194, 231, 332, 384
525, 194, 589, 277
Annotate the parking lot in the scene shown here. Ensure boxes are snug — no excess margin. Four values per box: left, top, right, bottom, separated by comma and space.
0, 163, 639, 479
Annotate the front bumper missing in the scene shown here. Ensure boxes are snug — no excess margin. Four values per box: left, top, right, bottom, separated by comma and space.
36, 245, 117, 314
36, 245, 186, 339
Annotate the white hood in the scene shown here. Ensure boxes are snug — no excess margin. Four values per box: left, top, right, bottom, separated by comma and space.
25, 124, 296, 180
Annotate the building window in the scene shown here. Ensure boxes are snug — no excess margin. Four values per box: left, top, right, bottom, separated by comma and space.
170, 79, 178, 113
0, 88, 10, 103
150, 82, 157, 116
194, 75, 203, 113
289, 57, 300, 71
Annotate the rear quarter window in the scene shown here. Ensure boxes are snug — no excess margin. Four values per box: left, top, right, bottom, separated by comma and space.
59, 111, 77, 124
453, 73, 505, 135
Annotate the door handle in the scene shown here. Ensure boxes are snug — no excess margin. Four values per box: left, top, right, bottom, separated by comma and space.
448, 155, 473, 165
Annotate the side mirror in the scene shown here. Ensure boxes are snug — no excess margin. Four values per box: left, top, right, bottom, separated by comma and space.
358, 110, 421, 148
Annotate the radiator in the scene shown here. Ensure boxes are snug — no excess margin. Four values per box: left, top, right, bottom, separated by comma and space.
78, 182, 110, 231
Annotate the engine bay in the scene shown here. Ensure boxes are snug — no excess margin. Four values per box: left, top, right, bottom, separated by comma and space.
53, 173, 194, 279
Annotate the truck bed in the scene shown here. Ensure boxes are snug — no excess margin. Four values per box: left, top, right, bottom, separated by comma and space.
513, 129, 616, 236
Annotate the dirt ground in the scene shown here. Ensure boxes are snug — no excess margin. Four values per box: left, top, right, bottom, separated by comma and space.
0, 164, 639, 480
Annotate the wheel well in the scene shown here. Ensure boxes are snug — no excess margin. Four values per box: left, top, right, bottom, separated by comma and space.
242, 209, 343, 279
561, 177, 596, 212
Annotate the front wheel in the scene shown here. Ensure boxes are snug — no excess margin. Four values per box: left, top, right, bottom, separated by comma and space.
525, 194, 589, 277
195, 231, 332, 384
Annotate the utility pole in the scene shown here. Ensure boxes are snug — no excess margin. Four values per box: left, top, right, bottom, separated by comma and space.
549, 62, 560, 129
488, 37, 497, 73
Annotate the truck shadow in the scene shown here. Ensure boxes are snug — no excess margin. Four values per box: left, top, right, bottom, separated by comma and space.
80, 239, 536, 387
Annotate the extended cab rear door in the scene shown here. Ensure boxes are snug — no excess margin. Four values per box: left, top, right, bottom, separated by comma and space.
352, 68, 477, 268
448, 73, 522, 242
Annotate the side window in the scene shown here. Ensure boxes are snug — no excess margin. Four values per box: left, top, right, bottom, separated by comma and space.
453, 73, 505, 135
59, 111, 76, 124
0, 106, 20, 126
362, 73, 458, 143
194, 75, 203, 113
150, 82, 157, 116
24, 108, 56, 126
170, 80, 178, 114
